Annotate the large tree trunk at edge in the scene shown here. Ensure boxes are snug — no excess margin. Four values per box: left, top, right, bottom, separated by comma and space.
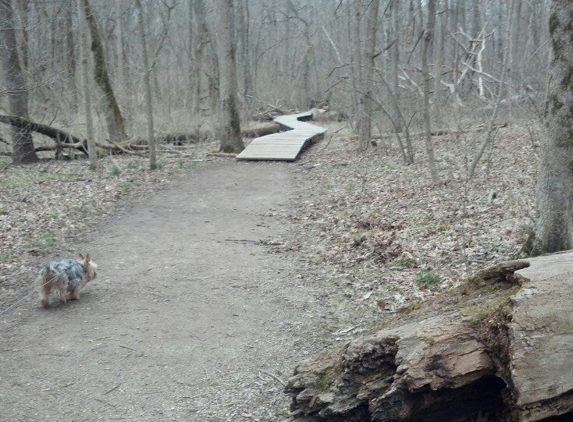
81, 0, 126, 142
213, 0, 244, 154
0, 0, 38, 163
536, 0, 573, 253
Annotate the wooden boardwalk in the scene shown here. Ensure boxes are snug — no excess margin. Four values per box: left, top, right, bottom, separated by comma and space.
236, 111, 326, 161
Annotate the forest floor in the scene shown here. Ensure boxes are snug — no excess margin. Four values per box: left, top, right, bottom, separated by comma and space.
0, 118, 538, 421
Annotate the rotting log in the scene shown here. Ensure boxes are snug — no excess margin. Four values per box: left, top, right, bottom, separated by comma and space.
285, 253, 573, 421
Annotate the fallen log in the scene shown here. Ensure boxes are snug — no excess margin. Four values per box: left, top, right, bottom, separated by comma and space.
0, 114, 88, 156
285, 254, 573, 421
242, 123, 283, 138
0, 114, 283, 157
129, 132, 209, 146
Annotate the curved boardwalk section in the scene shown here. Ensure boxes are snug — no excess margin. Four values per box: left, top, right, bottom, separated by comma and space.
236, 111, 326, 161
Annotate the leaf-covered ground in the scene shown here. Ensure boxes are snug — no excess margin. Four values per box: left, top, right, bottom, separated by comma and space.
278, 120, 538, 323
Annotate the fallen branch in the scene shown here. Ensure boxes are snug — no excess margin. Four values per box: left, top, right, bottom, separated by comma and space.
103, 140, 139, 155
247, 95, 287, 115
370, 123, 507, 140
103, 384, 122, 395
259, 370, 286, 386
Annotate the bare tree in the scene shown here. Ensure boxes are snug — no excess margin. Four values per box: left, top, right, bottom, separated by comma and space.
433, 0, 448, 103
0, 0, 553, 168
467, 0, 513, 179
0, 0, 37, 163
535, 0, 573, 253
352, 0, 363, 133
134, 0, 157, 170
391, 0, 402, 129
115, 0, 127, 102
358, 0, 380, 150
213, 0, 244, 153
287, 1, 315, 108
81, 0, 126, 142
422, 0, 439, 183
191, 0, 213, 115
77, 0, 97, 170
235, 0, 252, 107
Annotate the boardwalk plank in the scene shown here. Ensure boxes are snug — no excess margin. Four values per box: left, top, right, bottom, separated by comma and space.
236, 111, 325, 161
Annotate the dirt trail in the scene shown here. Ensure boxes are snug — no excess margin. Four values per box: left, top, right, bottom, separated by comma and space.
0, 161, 332, 421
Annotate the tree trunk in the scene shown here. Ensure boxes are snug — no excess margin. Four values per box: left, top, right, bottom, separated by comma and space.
536, 0, 573, 253
15, 0, 29, 74
352, 0, 363, 136
81, 0, 126, 142
358, 0, 380, 151
77, 0, 97, 169
192, 0, 208, 116
471, 0, 482, 38
391, 0, 402, 132
134, 0, 157, 170
213, 0, 244, 154
64, 0, 76, 101
0, 0, 37, 164
236, 0, 252, 108
511, 0, 522, 90
422, 0, 439, 183
433, 0, 448, 104
115, 0, 127, 104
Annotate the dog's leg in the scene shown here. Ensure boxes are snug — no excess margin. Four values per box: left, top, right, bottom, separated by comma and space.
39, 283, 51, 308
54, 287, 67, 304
69, 288, 80, 300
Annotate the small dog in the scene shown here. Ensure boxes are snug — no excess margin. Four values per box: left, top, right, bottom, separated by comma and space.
38, 254, 97, 308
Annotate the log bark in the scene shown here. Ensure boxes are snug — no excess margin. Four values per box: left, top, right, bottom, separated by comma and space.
286, 254, 573, 421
